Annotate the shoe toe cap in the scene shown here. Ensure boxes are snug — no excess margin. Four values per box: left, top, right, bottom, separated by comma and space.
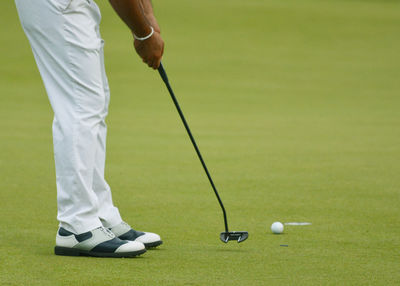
115, 241, 146, 253
135, 232, 161, 244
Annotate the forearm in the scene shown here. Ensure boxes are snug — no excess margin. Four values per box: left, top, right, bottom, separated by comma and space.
109, 0, 164, 69
139, 0, 160, 33
108, 0, 152, 37
140, 0, 154, 16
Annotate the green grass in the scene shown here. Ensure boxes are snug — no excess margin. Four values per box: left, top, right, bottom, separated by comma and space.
1, 0, 400, 285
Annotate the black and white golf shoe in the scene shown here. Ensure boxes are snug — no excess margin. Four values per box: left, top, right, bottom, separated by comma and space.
109, 222, 163, 248
54, 226, 146, 258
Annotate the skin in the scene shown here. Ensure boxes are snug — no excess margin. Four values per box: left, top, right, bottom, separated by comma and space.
109, 0, 164, 69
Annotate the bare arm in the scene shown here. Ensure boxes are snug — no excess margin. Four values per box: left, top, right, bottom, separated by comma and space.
109, 0, 164, 69
139, 0, 160, 33
109, 0, 152, 38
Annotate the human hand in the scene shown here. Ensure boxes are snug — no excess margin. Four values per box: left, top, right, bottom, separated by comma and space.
134, 31, 164, 69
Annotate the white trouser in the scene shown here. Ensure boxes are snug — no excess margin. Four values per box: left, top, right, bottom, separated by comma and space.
15, 0, 123, 233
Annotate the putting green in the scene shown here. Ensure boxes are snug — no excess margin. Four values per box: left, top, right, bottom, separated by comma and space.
1, 0, 399, 285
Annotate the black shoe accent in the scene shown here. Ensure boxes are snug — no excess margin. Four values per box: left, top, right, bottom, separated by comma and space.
118, 229, 145, 241
75, 231, 93, 242
58, 227, 74, 236
54, 246, 146, 258
118, 229, 163, 248
144, 240, 163, 248
91, 237, 127, 253
58, 227, 93, 242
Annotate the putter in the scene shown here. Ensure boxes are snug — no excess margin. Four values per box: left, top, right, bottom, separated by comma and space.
158, 62, 248, 243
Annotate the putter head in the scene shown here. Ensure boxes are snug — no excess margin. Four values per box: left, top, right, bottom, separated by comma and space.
220, 231, 249, 243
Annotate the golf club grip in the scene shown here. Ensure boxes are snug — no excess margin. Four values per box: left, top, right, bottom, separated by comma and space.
157, 63, 229, 233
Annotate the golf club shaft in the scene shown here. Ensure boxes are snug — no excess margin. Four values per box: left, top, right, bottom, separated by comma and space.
158, 63, 229, 233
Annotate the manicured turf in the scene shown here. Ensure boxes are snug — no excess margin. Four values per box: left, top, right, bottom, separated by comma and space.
1, 0, 399, 284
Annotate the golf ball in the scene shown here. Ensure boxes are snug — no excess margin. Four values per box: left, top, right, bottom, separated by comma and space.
271, 222, 284, 234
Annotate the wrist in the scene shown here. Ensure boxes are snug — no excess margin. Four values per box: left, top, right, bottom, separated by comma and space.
133, 26, 154, 41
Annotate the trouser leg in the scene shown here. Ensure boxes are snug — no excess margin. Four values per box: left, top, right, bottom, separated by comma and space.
15, 0, 122, 233
92, 38, 123, 228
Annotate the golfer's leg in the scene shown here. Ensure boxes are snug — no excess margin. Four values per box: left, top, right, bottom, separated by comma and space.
15, 0, 105, 234
92, 35, 123, 228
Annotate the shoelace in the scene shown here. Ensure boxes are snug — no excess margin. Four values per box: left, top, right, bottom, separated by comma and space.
98, 226, 115, 239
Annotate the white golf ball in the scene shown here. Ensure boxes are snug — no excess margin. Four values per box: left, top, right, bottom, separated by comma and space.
271, 222, 284, 234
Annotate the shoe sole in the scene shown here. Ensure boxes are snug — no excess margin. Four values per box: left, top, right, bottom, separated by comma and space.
54, 246, 147, 258
144, 240, 163, 249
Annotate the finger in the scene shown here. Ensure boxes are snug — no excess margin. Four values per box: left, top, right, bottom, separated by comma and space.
143, 55, 150, 64
154, 56, 161, 69
148, 56, 156, 69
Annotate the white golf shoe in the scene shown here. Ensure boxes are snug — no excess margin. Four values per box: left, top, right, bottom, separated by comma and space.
54, 226, 146, 257
109, 222, 163, 248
